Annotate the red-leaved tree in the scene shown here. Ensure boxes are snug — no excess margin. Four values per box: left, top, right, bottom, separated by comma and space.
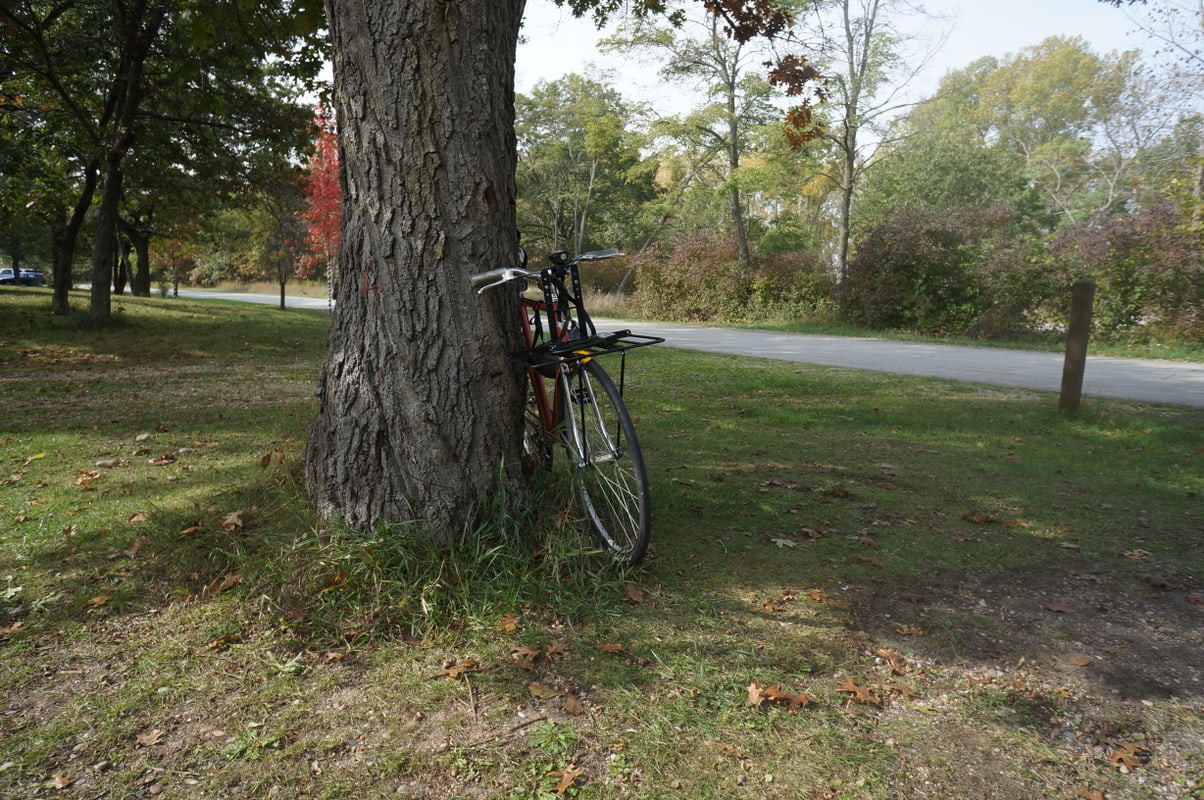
298, 104, 341, 283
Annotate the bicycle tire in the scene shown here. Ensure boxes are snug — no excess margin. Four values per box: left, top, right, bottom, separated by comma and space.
557, 359, 651, 565
522, 371, 553, 475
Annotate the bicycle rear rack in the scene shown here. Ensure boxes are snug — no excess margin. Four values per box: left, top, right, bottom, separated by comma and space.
510, 329, 664, 371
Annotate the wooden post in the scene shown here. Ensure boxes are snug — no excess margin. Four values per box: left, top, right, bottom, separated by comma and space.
1060, 279, 1096, 413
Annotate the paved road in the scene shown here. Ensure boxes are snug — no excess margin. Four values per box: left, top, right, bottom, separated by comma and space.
606, 320, 1204, 409
175, 290, 1204, 408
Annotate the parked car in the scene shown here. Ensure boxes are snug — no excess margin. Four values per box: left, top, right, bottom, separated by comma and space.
0, 268, 47, 286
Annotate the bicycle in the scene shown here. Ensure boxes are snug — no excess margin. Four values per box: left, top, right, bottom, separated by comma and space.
472, 248, 663, 565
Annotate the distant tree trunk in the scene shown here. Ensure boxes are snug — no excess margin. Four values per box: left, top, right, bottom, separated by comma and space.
306, 0, 528, 537
51, 157, 100, 315
89, 2, 167, 319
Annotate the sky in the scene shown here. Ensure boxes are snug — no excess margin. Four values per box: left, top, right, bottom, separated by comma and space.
515, 0, 1153, 111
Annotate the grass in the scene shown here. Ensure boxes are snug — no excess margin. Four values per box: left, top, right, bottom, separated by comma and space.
1, 286, 1202, 799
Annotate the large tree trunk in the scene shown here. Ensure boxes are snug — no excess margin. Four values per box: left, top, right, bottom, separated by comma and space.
306, 0, 528, 537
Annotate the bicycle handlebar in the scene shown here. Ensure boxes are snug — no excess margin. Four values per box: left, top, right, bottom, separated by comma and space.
470, 249, 625, 294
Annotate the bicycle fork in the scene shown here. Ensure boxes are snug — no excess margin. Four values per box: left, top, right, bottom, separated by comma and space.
558, 368, 621, 468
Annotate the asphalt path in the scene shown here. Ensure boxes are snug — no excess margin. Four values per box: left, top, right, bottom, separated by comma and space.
176, 290, 1204, 408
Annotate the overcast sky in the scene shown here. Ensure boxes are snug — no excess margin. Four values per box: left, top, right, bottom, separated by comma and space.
515, 0, 1152, 111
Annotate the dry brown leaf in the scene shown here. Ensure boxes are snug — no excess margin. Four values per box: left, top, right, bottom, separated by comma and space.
220, 511, 245, 532
1072, 788, 1105, 800
1041, 598, 1074, 613
87, 595, 109, 607
545, 641, 568, 661
496, 615, 519, 634
510, 645, 540, 671
49, 772, 76, 789
435, 657, 490, 678
548, 764, 583, 795
746, 680, 812, 713
0, 621, 26, 636
1066, 654, 1092, 667
259, 452, 274, 469
804, 588, 828, 602
563, 695, 585, 715
203, 573, 241, 597
896, 624, 924, 636
596, 642, 624, 654
136, 729, 164, 747
875, 648, 909, 675
176, 525, 204, 539
624, 583, 645, 604
899, 591, 926, 604
525, 681, 560, 699
836, 677, 880, 706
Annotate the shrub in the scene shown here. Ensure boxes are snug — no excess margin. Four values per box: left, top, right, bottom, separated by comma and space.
630, 233, 836, 322
631, 235, 750, 322
1046, 205, 1204, 342
839, 204, 1047, 338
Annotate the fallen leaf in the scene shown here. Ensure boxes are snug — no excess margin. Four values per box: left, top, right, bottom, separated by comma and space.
771, 538, 798, 549
746, 680, 813, 713
148, 453, 177, 466
176, 525, 204, 539
548, 764, 582, 795
1066, 654, 1092, 667
1123, 549, 1150, 561
435, 657, 492, 678
1138, 574, 1177, 590
1072, 788, 1105, 800
836, 677, 880, 706
0, 622, 26, 636
87, 595, 109, 607
209, 633, 242, 652
1041, 598, 1074, 613
220, 511, 244, 532
804, 588, 828, 602
259, 452, 274, 469
545, 641, 568, 661
128, 512, 147, 524
49, 772, 75, 789
525, 681, 560, 699
596, 642, 624, 654
896, 624, 924, 636
563, 695, 585, 715
952, 530, 972, 543
202, 573, 241, 597
899, 591, 926, 604
856, 555, 884, 567
510, 645, 540, 671
624, 584, 644, 604
136, 729, 164, 747
875, 648, 909, 675
496, 615, 519, 634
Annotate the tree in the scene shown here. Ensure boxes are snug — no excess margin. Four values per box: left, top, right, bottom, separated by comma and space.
602, 6, 781, 278
515, 72, 657, 257
1, 0, 322, 316
299, 104, 341, 299
307, 0, 823, 535
803, 0, 936, 280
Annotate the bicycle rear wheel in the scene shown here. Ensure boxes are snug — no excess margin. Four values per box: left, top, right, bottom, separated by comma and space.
522, 371, 553, 475
557, 359, 651, 565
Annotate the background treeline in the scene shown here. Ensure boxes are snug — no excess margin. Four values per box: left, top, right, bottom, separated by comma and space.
3, 1, 1201, 343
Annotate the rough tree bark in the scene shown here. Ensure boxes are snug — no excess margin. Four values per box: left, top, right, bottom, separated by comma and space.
306, 0, 528, 537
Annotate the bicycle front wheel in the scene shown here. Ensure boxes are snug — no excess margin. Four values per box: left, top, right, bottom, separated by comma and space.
557, 359, 651, 565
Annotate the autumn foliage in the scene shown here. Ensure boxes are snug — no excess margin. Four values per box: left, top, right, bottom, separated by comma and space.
297, 105, 341, 281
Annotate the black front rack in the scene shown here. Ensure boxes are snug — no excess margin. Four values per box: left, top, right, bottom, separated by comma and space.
510, 329, 665, 370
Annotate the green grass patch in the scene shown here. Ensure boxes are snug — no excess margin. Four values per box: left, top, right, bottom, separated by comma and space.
2, 289, 1201, 799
